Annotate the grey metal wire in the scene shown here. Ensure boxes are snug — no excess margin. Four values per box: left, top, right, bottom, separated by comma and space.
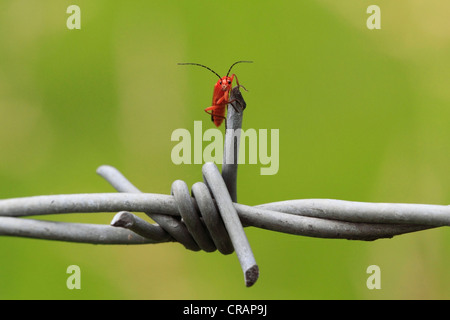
222, 86, 246, 203
0, 87, 448, 287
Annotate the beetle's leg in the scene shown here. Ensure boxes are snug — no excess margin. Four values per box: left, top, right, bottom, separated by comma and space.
227, 98, 245, 113
204, 107, 227, 127
205, 106, 218, 122
215, 91, 229, 105
204, 109, 227, 120
211, 93, 244, 114
231, 74, 248, 92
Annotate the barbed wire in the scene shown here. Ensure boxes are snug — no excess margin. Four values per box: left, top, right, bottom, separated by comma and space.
0, 87, 448, 287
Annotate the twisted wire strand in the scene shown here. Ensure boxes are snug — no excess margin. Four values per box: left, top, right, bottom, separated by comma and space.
0, 175, 445, 240
0, 169, 446, 242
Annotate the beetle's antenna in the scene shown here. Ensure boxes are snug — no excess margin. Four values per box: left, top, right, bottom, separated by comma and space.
178, 63, 222, 80
226, 61, 253, 77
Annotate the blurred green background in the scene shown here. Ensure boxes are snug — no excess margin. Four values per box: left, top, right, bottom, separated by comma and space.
1, 0, 450, 299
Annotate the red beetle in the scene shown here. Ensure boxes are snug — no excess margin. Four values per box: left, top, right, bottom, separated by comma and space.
179, 61, 252, 127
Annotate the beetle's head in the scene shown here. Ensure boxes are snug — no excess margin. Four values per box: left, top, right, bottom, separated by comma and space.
219, 76, 232, 91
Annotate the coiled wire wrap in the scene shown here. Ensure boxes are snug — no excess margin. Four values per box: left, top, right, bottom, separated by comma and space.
104, 162, 259, 286
104, 163, 235, 254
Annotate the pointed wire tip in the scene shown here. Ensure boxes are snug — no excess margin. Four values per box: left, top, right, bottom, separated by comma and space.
96, 164, 112, 174
110, 211, 134, 228
245, 265, 259, 287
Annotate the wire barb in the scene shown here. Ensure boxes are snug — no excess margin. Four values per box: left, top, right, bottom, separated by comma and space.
222, 86, 246, 202
0, 164, 448, 286
0, 85, 449, 287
